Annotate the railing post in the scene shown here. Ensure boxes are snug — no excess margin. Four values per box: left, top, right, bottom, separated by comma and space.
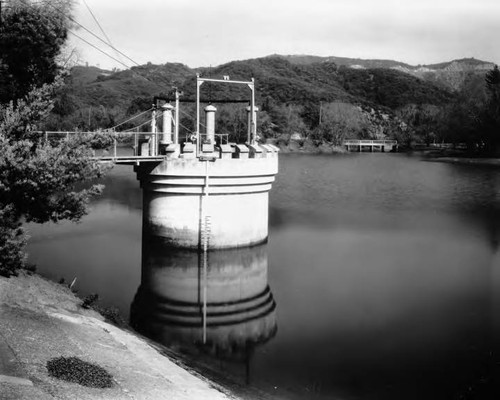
114, 138, 117, 158
134, 131, 138, 156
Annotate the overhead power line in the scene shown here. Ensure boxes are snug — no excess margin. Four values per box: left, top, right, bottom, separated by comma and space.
82, 0, 127, 67
20, 0, 179, 94
17, 0, 234, 132
111, 107, 154, 130
68, 29, 130, 70
82, 0, 113, 47
40, 0, 141, 67
124, 110, 164, 132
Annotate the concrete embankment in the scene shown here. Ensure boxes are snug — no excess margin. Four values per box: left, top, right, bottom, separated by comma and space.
0, 272, 236, 400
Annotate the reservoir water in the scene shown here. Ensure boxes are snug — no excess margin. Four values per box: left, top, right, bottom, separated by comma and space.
27, 153, 500, 399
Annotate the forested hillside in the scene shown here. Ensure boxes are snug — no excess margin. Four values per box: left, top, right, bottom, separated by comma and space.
44, 55, 499, 153
280, 55, 495, 92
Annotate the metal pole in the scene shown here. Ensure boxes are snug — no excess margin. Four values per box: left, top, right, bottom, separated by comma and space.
250, 79, 255, 144
202, 218, 208, 344
134, 129, 138, 156
151, 107, 156, 156
196, 75, 202, 157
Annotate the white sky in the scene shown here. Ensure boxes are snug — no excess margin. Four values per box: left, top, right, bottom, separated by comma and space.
67, 0, 500, 70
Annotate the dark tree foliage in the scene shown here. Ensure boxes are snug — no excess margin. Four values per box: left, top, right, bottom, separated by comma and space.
480, 65, 500, 153
0, 205, 27, 277
337, 67, 453, 109
0, 1, 69, 103
435, 65, 500, 153
485, 65, 500, 95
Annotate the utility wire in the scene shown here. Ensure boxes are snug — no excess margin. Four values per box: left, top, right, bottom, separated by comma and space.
33, 0, 177, 96
179, 107, 208, 130
179, 121, 195, 135
16, 0, 132, 70
38, 0, 141, 67
22, 0, 183, 99
82, 0, 127, 66
68, 29, 130, 70
123, 110, 163, 132
111, 107, 154, 130
18, 0, 213, 134
83, 0, 112, 46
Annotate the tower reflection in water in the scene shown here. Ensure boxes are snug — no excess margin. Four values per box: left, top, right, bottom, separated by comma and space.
130, 238, 277, 381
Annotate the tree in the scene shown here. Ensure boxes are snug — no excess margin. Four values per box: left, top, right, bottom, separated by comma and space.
485, 65, 500, 97
0, 0, 73, 103
395, 104, 443, 147
0, 82, 110, 276
309, 102, 368, 145
0, 1, 111, 277
481, 65, 500, 153
437, 73, 488, 151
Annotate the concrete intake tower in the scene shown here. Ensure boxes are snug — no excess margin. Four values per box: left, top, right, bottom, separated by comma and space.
134, 75, 279, 249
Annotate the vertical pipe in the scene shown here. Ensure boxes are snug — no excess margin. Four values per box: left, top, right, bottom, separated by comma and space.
175, 90, 180, 145
202, 159, 210, 344
204, 105, 217, 143
202, 217, 208, 344
246, 105, 259, 145
250, 79, 255, 144
161, 104, 174, 144
151, 108, 157, 156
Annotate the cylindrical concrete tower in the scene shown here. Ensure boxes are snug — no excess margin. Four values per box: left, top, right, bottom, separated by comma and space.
136, 151, 278, 249
161, 103, 174, 144
204, 104, 217, 143
135, 76, 278, 250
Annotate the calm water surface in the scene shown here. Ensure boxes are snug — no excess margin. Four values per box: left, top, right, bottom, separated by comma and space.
27, 153, 500, 399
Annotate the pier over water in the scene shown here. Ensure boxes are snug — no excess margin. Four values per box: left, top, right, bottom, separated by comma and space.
344, 139, 398, 152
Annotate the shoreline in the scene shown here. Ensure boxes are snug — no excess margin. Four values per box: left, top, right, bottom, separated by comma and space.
272, 140, 500, 165
425, 155, 500, 167
0, 271, 237, 399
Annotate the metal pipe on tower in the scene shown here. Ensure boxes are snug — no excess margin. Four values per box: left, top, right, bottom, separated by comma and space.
204, 105, 217, 143
246, 106, 259, 144
161, 103, 174, 144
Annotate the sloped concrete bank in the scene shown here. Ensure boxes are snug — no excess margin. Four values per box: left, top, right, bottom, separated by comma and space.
0, 272, 236, 400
